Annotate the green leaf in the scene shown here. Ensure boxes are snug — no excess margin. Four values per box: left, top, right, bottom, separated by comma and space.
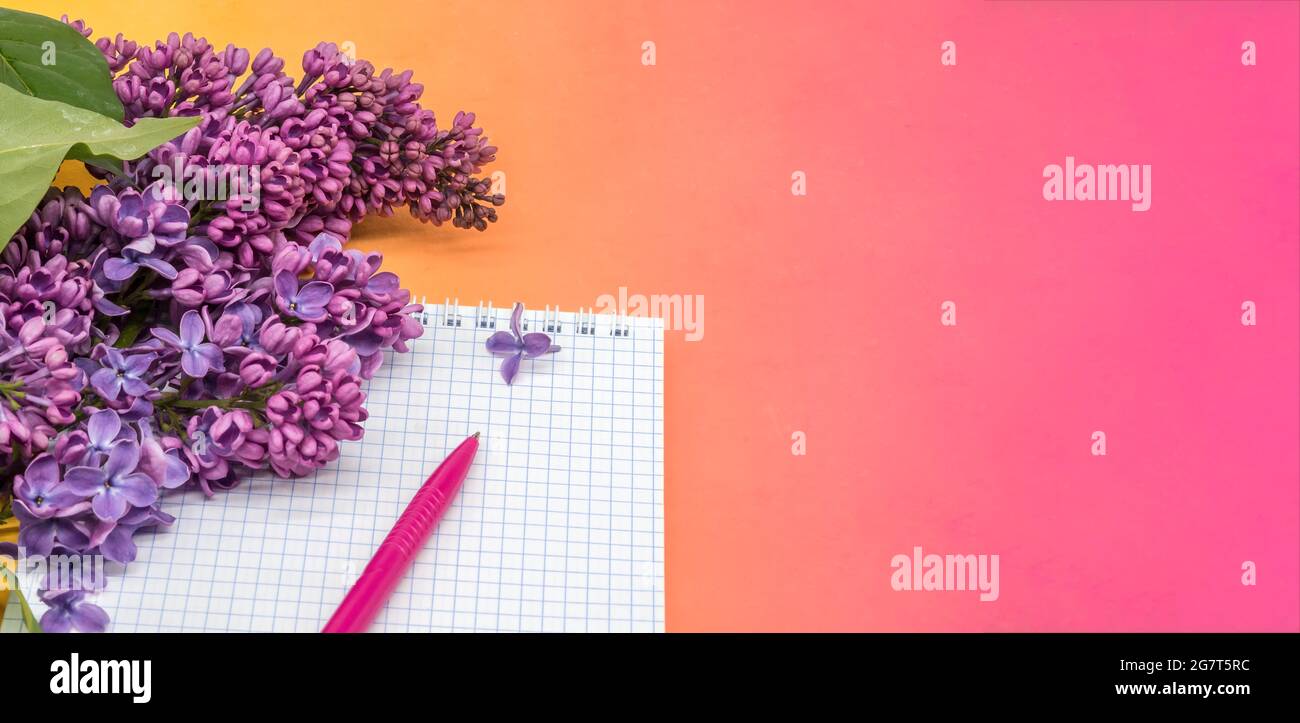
0, 84, 200, 251
0, 7, 123, 121
0, 564, 43, 633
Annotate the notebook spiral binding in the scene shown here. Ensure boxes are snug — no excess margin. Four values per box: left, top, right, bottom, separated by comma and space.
415, 297, 635, 338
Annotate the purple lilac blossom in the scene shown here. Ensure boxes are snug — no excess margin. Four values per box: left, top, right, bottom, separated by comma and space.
39, 589, 110, 633
63, 441, 159, 521
485, 302, 560, 385
12, 455, 82, 519
274, 270, 334, 322
151, 310, 225, 377
89, 348, 156, 401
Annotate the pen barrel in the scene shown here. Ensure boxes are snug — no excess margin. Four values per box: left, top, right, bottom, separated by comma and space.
322, 488, 447, 633
376, 484, 450, 560
322, 436, 477, 633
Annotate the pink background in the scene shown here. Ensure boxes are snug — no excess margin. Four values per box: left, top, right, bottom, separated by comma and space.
807, 1, 1300, 630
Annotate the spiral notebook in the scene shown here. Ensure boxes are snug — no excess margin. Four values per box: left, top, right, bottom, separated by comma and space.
3, 300, 664, 633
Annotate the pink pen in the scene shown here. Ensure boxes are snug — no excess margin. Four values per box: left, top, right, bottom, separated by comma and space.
322, 432, 480, 633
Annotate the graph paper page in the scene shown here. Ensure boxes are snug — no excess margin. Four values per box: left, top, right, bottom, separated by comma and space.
3, 303, 664, 632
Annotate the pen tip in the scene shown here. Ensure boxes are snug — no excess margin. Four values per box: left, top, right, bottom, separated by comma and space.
472, 431, 481, 439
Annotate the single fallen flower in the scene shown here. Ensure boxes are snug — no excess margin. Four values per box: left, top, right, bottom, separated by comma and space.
485, 302, 560, 384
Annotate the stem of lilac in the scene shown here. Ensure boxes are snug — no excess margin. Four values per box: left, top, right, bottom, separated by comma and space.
295, 75, 318, 96
229, 93, 261, 114
117, 270, 162, 307
19, 368, 50, 384
233, 74, 259, 98
158, 406, 185, 437
155, 382, 283, 412
188, 202, 215, 226
163, 398, 261, 410
114, 316, 147, 349
167, 88, 190, 111
0, 385, 25, 411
